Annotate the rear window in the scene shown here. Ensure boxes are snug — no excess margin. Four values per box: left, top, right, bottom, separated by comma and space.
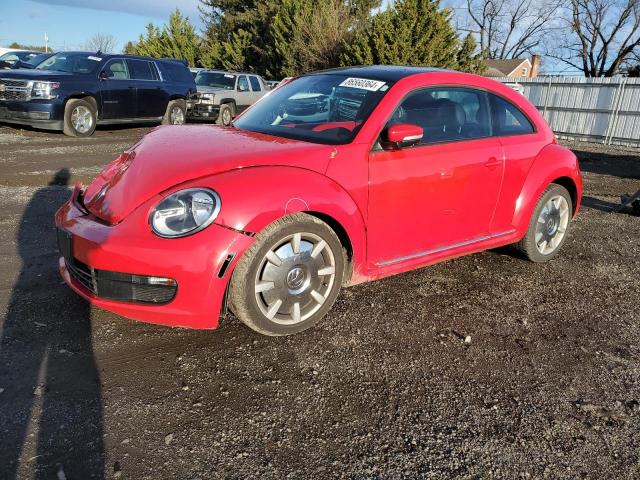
249, 76, 261, 91
489, 94, 535, 136
127, 59, 157, 80
160, 61, 193, 83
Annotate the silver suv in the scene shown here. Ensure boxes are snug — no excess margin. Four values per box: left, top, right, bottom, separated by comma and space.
189, 70, 269, 125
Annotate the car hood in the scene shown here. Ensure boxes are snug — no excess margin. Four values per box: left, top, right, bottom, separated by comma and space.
82, 125, 334, 224
0, 69, 75, 80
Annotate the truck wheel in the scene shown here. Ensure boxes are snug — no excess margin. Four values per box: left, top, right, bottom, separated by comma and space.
229, 213, 345, 336
514, 184, 573, 262
216, 103, 234, 126
162, 100, 186, 125
63, 99, 97, 137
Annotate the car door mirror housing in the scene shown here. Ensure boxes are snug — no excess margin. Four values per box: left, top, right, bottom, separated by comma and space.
99, 70, 109, 81
383, 123, 423, 150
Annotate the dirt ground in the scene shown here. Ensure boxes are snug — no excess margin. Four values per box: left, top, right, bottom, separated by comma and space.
0, 124, 638, 479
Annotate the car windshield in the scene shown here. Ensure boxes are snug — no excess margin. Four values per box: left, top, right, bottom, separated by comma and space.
234, 74, 393, 145
25, 53, 51, 66
195, 72, 236, 89
0, 51, 39, 63
35, 52, 101, 73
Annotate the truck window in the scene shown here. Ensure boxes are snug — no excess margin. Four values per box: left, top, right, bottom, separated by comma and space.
127, 60, 157, 81
249, 76, 261, 92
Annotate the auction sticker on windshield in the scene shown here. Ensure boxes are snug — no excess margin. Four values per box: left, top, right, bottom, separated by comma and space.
339, 78, 386, 91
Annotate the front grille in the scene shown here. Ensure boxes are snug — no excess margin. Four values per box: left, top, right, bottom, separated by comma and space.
57, 228, 177, 304
0, 79, 31, 101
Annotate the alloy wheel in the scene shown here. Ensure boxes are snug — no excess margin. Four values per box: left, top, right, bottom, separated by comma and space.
170, 106, 185, 125
254, 232, 336, 325
71, 106, 93, 134
535, 195, 570, 255
222, 108, 232, 125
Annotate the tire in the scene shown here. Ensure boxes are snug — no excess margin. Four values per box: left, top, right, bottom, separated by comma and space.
162, 99, 186, 125
216, 103, 234, 126
514, 184, 573, 262
229, 213, 345, 336
63, 98, 97, 137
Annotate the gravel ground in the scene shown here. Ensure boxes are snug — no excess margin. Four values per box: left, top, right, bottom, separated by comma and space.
0, 124, 639, 479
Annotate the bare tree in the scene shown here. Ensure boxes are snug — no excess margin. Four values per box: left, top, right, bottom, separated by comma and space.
549, 0, 640, 76
84, 33, 116, 53
462, 0, 560, 58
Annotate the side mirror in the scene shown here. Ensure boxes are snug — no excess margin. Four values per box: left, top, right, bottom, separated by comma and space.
382, 123, 423, 150
99, 70, 109, 81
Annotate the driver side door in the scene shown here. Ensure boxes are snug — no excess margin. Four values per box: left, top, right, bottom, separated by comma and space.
99, 58, 137, 119
367, 87, 505, 268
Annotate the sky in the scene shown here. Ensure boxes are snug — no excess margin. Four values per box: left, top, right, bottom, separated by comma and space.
1, 0, 202, 53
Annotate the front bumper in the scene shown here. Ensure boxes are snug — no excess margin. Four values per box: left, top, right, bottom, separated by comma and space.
188, 104, 220, 120
54, 185, 255, 329
0, 99, 64, 130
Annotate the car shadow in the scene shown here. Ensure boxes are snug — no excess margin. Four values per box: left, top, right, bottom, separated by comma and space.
573, 148, 640, 180
0, 169, 104, 479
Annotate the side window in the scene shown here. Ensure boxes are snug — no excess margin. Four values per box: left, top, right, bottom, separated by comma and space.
238, 76, 249, 92
249, 75, 261, 91
103, 59, 129, 80
127, 59, 157, 81
387, 87, 491, 144
489, 94, 534, 136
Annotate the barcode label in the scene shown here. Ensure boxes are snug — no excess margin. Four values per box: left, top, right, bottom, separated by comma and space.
338, 78, 386, 91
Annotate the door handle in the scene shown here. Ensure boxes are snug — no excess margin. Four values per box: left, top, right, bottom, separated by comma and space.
485, 157, 501, 169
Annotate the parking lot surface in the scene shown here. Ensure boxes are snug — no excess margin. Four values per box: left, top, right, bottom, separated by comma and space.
0, 124, 639, 479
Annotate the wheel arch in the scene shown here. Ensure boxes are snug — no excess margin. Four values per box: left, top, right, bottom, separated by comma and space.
512, 144, 583, 233
65, 94, 99, 116
551, 176, 579, 215
208, 166, 367, 285
304, 210, 354, 286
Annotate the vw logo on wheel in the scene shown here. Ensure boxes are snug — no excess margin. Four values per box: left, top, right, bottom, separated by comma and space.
286, 267, 305, 289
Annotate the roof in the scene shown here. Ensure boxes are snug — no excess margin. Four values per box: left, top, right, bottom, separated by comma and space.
483, 58, 530, 77
51, 51, 188, 64
309, 65, 449, 83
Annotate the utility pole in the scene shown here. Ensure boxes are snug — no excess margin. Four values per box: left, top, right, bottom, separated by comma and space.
44, 32, 49, 52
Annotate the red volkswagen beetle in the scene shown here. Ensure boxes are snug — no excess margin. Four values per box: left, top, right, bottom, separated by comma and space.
55, 66, 582, 335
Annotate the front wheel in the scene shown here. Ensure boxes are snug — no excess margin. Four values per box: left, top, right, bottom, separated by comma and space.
515, 184, 573, 262
162, 100, 186, 125
216, 103, 234, 126
63, 98, 97, 137
229, 213, 345, 336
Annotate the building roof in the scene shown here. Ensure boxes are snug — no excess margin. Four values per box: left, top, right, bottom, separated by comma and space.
309, 65, 449, 83
484, 58, 530, 77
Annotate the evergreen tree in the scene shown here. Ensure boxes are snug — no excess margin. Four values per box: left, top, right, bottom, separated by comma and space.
341, 0, 484, 73
127, 10, 201, 66
200, 0, 379, 77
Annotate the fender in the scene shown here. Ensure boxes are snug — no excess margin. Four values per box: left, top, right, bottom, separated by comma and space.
512, 143, 583, 234
208, 166, 368, 284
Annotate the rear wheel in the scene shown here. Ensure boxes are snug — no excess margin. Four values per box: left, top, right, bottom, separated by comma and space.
162, 100, 186, 125
229, 213, 344, 336
63, 98, 96, 137
515, 184, 573, 262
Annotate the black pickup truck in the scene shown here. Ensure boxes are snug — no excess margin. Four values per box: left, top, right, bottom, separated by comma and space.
0, 51, 196, 136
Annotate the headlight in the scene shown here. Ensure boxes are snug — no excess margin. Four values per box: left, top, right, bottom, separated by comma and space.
150, 188, 221, 238
31, 81, 60, 100
199, 93, 215, 104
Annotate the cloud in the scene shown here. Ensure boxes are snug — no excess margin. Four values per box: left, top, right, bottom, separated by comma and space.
28, 7, 48, 18
29, 0, 201, 22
